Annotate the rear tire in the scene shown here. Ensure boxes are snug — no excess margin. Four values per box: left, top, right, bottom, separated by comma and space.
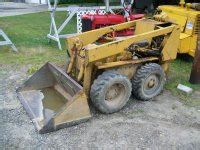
90, 71, 132, 114
132, 63, 165, 101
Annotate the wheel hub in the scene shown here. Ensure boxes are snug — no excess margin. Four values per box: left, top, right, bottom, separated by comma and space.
143, 74, 161, 96
105, 84, 124, 101
106, 84, 120, 101
148, 79, 156, 88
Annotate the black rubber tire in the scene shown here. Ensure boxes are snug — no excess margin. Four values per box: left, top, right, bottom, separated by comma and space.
132, 63, 165, 101
90, 71, 132, 114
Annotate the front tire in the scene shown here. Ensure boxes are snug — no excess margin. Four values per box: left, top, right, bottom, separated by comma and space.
132, 63, 165, 100
90, 71, 132, 114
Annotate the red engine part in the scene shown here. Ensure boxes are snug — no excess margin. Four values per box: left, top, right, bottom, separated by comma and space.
81, 14, 125, 29
129, 14, 145, 20
81, 13, 144, 36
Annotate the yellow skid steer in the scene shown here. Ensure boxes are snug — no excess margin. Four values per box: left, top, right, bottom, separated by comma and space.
17, 18, 181, 133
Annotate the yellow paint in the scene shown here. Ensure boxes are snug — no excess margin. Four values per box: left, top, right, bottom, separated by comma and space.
162, 26, 181, 61
97, 57, 158, 69
66, 19, 180, 95
86, 26, 175, 63
158, 4, 200, 57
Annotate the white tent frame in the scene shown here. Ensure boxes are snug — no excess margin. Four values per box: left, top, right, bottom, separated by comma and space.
0, 29, 18, 52
47, 0, 123, 50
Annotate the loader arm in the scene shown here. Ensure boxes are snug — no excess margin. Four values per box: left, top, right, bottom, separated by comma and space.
85, 25, 179, 63
67, 19, 144, 55
67, 19, 180, 64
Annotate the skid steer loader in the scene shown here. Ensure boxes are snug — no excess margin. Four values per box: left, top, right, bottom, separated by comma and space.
17, 18, 181, 133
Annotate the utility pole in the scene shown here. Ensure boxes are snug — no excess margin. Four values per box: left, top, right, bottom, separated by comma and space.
189, 36, 200, 84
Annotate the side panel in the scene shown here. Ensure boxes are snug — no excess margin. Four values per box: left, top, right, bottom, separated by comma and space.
179, 37, 191, 54
106, 64, 139, 79
162, 26, 181, 61
178, 35, 197, 57
185, 17, 196, 35
189, 35, 198, 57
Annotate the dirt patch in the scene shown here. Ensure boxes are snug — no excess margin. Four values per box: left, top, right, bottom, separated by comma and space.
1, 65, 200, 149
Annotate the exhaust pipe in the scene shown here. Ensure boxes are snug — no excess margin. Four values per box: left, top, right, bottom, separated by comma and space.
17, 62, 91, 133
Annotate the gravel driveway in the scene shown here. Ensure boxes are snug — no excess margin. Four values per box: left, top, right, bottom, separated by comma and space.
1, 64, 200, 149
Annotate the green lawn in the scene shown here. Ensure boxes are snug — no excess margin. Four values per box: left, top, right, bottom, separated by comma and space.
0, 11, 76, 65
166, 57, 200, 105
0, 12, 200, 103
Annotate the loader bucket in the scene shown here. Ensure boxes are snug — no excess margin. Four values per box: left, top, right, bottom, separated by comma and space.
17, 62, 91, 134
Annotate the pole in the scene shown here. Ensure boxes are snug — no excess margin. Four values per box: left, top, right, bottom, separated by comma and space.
104, 0, 110, 13
189, 36, 200, 84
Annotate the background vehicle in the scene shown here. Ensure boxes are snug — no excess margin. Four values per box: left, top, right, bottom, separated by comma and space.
155, 0, 200, 57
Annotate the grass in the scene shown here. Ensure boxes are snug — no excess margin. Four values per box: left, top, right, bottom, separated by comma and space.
166, 57, 200, 105
166, 57, 200, 90
0, 11, 76, 66
0, 12, 200, 104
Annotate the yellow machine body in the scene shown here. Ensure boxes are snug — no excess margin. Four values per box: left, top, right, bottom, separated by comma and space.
17, 19, 181, 133
67, 19, 180, 94
157, 4, 200, 57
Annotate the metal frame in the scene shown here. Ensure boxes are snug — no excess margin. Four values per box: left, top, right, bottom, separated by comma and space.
47, 0, 123, 50
0, 29, 18, 52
